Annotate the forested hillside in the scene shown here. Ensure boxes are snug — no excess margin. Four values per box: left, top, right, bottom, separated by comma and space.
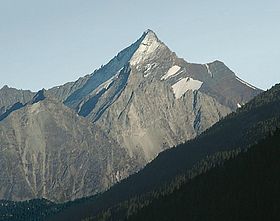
124, 129, 280, 221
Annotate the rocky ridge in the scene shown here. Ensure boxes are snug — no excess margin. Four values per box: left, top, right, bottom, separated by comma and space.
47, 30, 261, 162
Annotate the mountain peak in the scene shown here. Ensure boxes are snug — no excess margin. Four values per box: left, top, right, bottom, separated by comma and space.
141, 29, 159, 44
143, 29, 157, 37
130, 30, 163, 65
1, 85, 9, 90
31, 88, 46, 104
144, 29, 155, 34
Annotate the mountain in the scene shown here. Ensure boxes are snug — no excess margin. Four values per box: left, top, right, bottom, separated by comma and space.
46, 83, 280, 221
47, 30, 261, 163
0, 92, 138, 202
0, 30, 261, 203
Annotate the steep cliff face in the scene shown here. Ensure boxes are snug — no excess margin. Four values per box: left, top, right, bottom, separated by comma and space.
0, 94, 137, 202
96, 70, 231, 162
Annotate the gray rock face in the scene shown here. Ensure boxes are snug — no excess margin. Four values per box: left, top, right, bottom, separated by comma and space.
0, 95, 137, 202
0, 85, 35, 115
0, 30, 262, 202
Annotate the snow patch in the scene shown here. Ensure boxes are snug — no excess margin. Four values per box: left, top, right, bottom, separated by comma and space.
130, 32, 161, 65
94, 71, 119, 94
95, 78, 113, 94
161, 65, 182, 80
144, 64, 153, 74
236, 77, 256, 90
205, 64, 213, 77
171, 78, 203, 99
115, 170, 121, 182
237, 103, 242, 108
143, 63, 157, 77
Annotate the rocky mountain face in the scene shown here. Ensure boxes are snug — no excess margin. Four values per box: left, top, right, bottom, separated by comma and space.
0, 30, 262, 202
0, 85, 35, 115
48, 30, 261, 163
0, 92, 138, 202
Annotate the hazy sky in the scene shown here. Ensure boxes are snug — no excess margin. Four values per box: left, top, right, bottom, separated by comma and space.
0, 0, 279, 91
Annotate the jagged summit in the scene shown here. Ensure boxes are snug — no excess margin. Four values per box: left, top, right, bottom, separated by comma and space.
142, 29, 159, 40
0, 85, 9, 90
0, 89, 48, 122
140, 29, 158, 40
31, 88, 46, 104
144, 29, 155, 34
130, 30, 165, 65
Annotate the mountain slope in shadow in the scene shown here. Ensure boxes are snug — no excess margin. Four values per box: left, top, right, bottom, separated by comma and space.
125, 129, 280, 221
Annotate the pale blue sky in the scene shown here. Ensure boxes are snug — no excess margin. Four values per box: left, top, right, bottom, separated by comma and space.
0, 0, 279, 91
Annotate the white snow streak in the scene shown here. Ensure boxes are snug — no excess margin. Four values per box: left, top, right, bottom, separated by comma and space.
237, 103, 242, 108
130, 32, 161, 65
161, 65, 182, 80
236, 77, 256, 90
205, 64, 213, 77
94, 73, 118, 94
143, 63, 157, 77
171, 78, 203, 99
